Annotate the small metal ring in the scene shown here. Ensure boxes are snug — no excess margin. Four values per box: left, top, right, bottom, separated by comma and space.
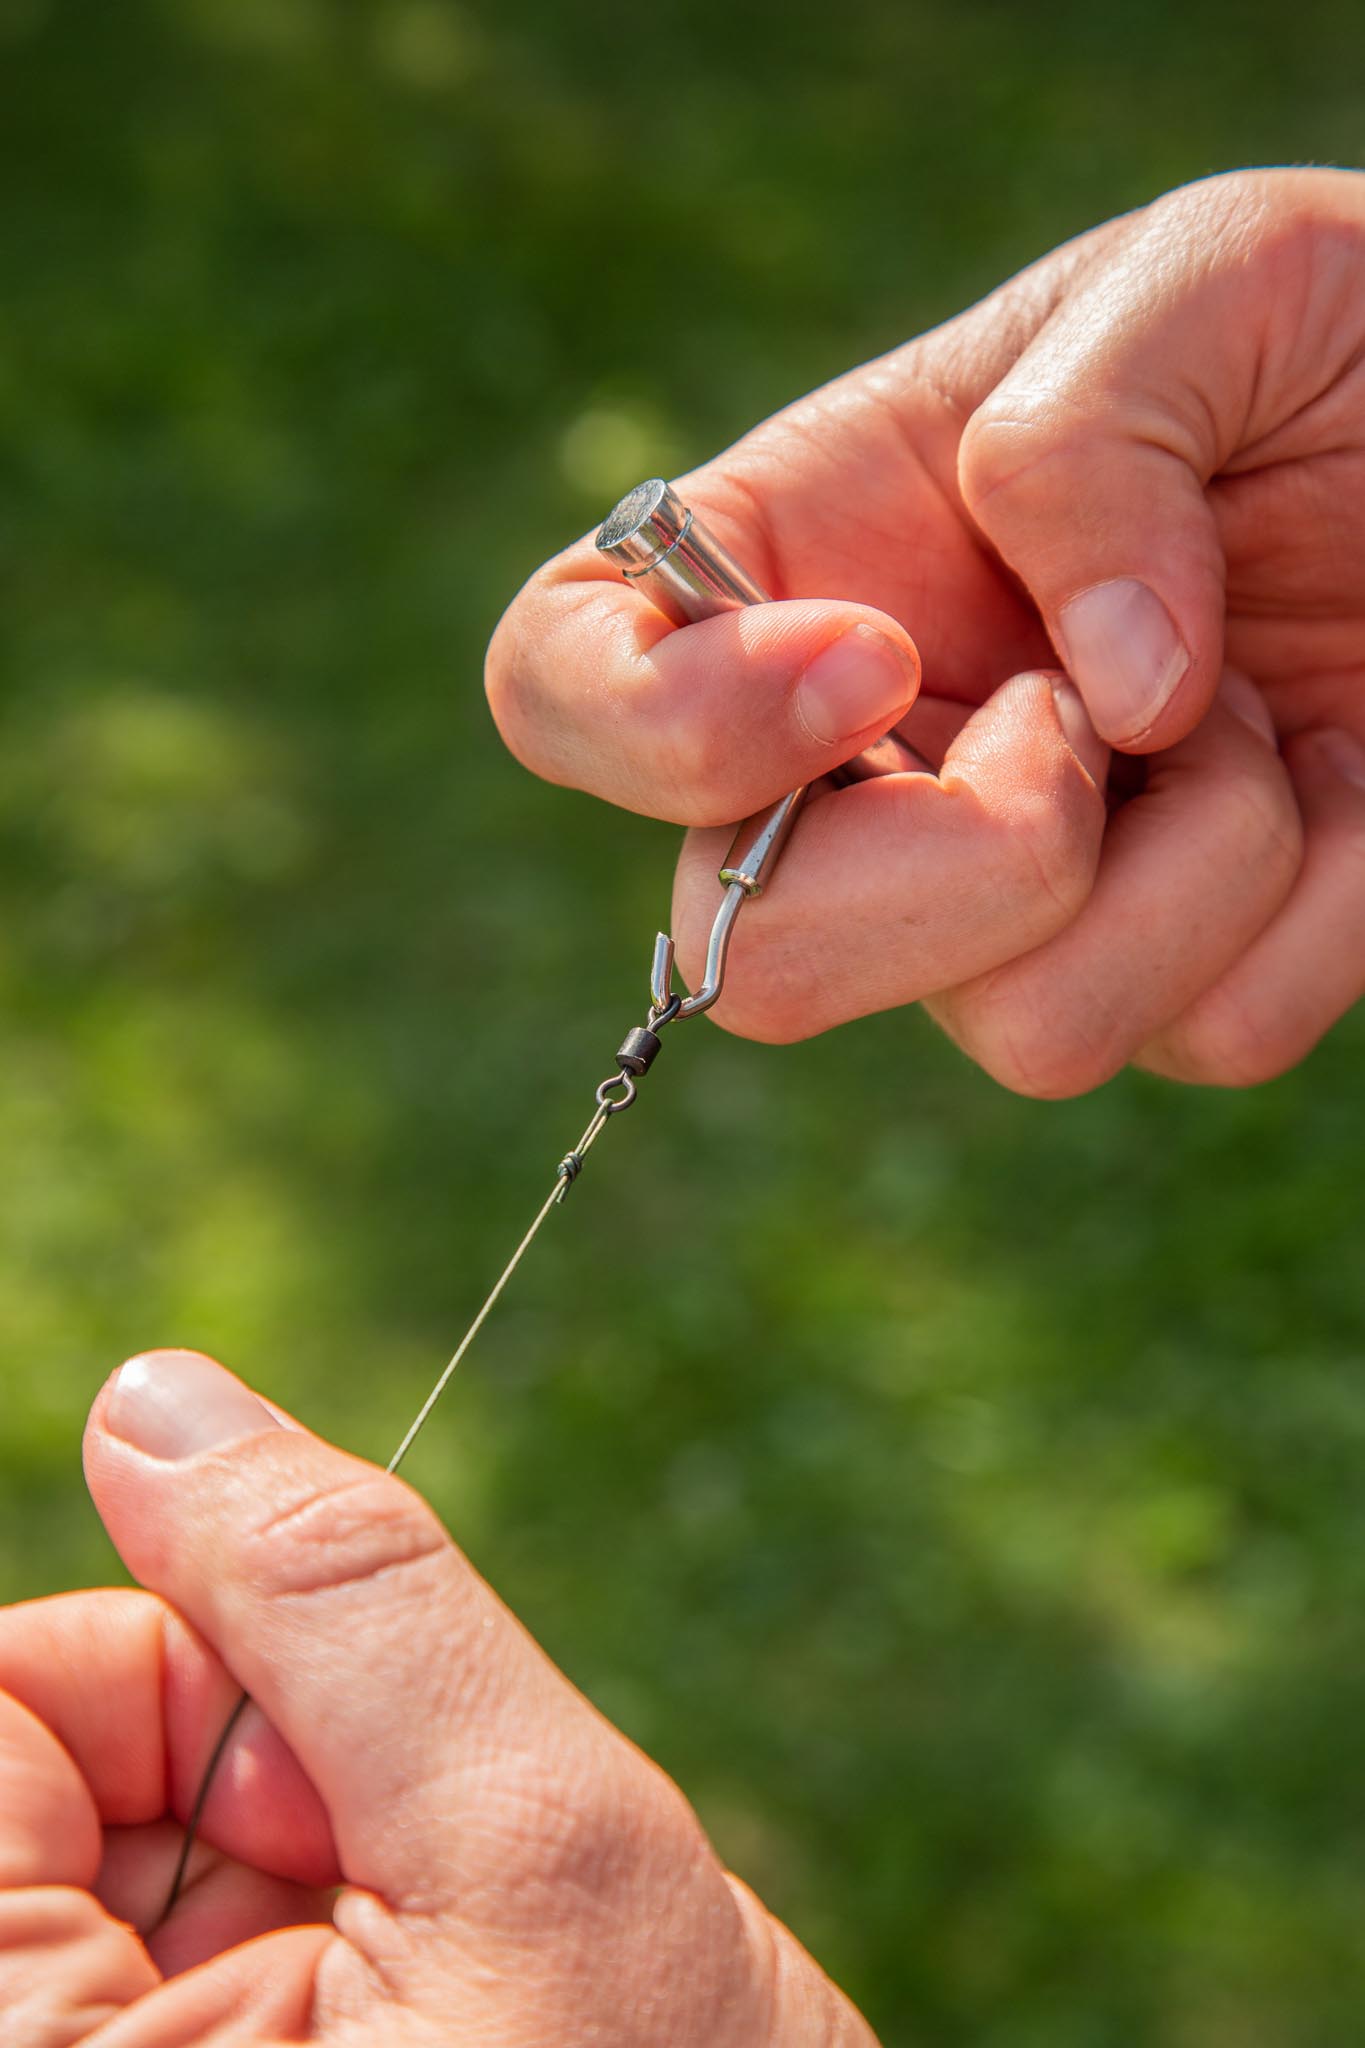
595, 1072, 638, 1114
647, 993, 683, 1032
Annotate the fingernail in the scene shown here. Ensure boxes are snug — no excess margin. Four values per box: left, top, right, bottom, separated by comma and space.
107, 1350, 278, 1461
1056, 580, 1189, 742
795, 625, 916, 746
1048, 676, 1110, 786
1310, 727, 1365, 791
1217, 670, 1278, 749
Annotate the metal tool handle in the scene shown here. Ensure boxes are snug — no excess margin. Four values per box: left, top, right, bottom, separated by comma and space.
596, 478, 925, 1016
596, 479, 922, 895
596, 476, 769, 623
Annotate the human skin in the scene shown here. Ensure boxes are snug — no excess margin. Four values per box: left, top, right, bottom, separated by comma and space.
0, 1349, 874, 2045
486, 167, 1365, 1095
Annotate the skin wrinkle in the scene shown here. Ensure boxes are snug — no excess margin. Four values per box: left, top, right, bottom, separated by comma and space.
867, 358, 1034, 661
733, 435, 906, 602
962, 383, 1211, 524
926, 207, 1135, 408
711, 357, 989, 659
1214, 465, 1365, 622
989, 778, 1094, 927
1166, 759, 1303, 895
1220, 191, 1365, 449
1218, 377, 1365, 492
1230, 207, 1314, 448
369, 1801, 765, 2048
938, 947, 1131, 1099
929, 693, 1303, 1095
961, 184, 1327, 499
313, 1896, 415, 2023
242, 1480, 448, 1603
1164, 970, 1299, 1089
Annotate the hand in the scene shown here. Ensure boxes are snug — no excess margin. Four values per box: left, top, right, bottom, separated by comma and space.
486, 167, 1365, 1093
0, 1350, 874, 2045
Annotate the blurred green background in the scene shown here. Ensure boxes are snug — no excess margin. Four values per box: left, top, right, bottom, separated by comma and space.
2, 0, 1364, 2040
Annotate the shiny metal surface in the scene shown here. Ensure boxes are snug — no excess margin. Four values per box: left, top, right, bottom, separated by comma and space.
595, 478, 926, 788
718, 787, 805, 895
596, 478, 768, 624
682, 881, 746, 1017
646, 879, 746, 1020
650, 931, 677, 1015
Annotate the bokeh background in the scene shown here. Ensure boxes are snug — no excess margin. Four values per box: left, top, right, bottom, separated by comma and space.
2, 1, 1364, 2040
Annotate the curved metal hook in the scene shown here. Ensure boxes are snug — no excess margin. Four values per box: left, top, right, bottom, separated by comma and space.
649, 881, 747, 1022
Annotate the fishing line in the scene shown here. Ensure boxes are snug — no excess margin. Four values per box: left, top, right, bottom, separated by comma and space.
155, 475, 926, 1929
156, 1013, 671, 1925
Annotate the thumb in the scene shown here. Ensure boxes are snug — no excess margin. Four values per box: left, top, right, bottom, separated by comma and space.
83, 1349, 595, 1908
957, 197, 1244, 750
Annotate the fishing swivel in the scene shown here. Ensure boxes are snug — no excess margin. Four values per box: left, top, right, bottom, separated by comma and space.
594, 979, 683, 1120
553, 947, 692, 1198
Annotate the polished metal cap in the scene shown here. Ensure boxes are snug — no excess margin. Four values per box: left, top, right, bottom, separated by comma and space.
595, 478, 692, 577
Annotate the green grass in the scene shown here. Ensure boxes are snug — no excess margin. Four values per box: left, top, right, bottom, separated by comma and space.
1, 2, 1364, 2039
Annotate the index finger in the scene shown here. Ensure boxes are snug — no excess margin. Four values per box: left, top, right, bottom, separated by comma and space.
486, 476, 921, 826
0, 1590, 336, 1885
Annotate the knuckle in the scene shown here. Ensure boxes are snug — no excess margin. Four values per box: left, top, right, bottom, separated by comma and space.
240, 1462, 450, 1604
1145, 169, 1275, 243
954, 971, 1126, 1101
1157, 985, 1302, 1090
997, 785, 1095, 936
982, 1024, 1121, 1102
461, 1745, 705, 1926
1142, 169, 1365, 316
956, 403, 1040, 520
1207, 770, 1303, 899
0, 1885, 103, 1944
958, 392, 1117, 532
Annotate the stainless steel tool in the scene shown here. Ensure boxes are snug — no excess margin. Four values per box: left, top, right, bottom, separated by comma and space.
596, 477, 926, 1018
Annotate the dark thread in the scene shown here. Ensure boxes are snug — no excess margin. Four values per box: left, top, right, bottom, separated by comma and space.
156, 1688, 251, 1929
